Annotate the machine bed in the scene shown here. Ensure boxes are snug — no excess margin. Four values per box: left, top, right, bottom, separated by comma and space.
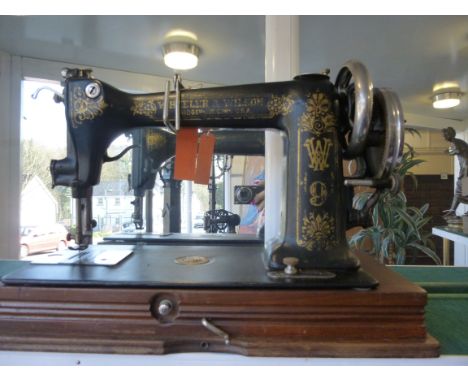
101, 232, 262, 245
1, 244, 377, 289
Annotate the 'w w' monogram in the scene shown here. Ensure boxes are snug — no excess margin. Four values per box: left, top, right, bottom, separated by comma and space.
303, 137, 333, 171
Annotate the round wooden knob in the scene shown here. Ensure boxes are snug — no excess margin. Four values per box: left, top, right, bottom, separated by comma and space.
283, 257, 299, 275
283, 257, 299, 266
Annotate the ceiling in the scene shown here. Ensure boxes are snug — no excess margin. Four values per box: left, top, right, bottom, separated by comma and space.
0, 15, 467, 122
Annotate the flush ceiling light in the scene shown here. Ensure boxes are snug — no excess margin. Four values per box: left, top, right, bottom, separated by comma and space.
432, 82, 463, 109
163, 42, 200, 71
164, 29, 198, 42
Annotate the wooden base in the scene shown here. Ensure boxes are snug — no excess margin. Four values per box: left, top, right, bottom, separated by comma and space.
0, 254, 439, 358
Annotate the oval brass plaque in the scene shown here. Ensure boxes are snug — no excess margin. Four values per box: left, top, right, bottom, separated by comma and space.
174, 256, 213, 266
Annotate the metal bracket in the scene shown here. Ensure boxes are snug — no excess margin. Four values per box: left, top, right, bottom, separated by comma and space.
163, 73, 182, 133
201, 318, 230, 345
75, 196, 94, 248
31, 86, 64, 103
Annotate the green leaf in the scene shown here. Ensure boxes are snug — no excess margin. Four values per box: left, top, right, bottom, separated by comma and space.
394, 206, 421, 240
416, 216, 432, 230
405, 128, 421, 138
405, 173, 419, 190
407, 206, 422, 219
419, 203, 430, 216
395, 248, 406, 265
407, 243, 442, 265
372, 205, 380, 226
349, 133, 437, 265
352, 192, 373, 210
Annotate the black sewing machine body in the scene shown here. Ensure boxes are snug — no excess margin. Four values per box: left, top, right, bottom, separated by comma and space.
56, 76, 342, 268
32, 61, 402, 284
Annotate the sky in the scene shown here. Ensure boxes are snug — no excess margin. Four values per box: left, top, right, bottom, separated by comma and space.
21, 79, 67, 150
21, 78, 130, 154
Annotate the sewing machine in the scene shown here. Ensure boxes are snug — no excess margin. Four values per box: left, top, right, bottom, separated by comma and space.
0, 61, 439, 357
49, 63, 401, 268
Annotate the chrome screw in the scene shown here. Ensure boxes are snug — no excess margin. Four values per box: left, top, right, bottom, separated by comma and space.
85, 82, 101, 98
158, 299, 173, 316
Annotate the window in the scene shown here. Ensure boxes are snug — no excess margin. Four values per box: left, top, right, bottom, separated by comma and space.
97, 197, 104, 206
20, 78, 71, 234
114, 197, 121, 206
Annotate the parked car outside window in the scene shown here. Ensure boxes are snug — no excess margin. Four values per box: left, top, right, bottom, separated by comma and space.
20, 224, 69, 258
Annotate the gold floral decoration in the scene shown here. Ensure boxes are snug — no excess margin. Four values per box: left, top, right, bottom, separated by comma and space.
72, 87, 107, 125
299, 91, 336, 135
267, 95, 294, 117
146, 130, 167, 150
300, 212, 336, 251
131, 99, 159, 120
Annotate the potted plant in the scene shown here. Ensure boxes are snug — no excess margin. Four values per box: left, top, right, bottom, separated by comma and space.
349, 146, 441, 265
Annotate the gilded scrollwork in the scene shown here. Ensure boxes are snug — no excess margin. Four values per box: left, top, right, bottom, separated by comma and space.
299, 91, 336, 135
146, 130, 167, 150
299, 212, 337, 251
295, 90, 338, 249
267, 94, 294, 117
72, 87, 107, 125
303, 137, 333, 171
131, 99, 159, 120
309, 181, 328, 207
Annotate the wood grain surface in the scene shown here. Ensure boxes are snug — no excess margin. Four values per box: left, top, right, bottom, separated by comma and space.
0, 254, 440, 358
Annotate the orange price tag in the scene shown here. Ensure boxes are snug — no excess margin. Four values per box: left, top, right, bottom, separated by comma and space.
194, 133, 216, 185
173, 128, 198, 181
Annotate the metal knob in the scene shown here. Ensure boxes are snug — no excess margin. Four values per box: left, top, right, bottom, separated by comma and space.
85, 82, 101, 98
157, 299, 173, 316
283, 257, 299, 275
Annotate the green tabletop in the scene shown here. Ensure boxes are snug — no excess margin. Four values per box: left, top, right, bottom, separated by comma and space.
391, 265, 468, 355
391, 265, 468, 293
0, 260, 28, 278
425, 294, 468, 355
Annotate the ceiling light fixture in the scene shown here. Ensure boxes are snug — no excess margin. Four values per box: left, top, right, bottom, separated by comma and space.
164, 29, 198, 42
163, 42, 200, 71
432, 82, 463, 109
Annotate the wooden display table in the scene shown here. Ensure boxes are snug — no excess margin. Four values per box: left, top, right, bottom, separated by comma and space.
0, 252, 439, 358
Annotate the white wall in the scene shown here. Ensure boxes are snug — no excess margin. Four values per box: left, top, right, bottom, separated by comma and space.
0, 52, 21, 260
21, 176, 57, 227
